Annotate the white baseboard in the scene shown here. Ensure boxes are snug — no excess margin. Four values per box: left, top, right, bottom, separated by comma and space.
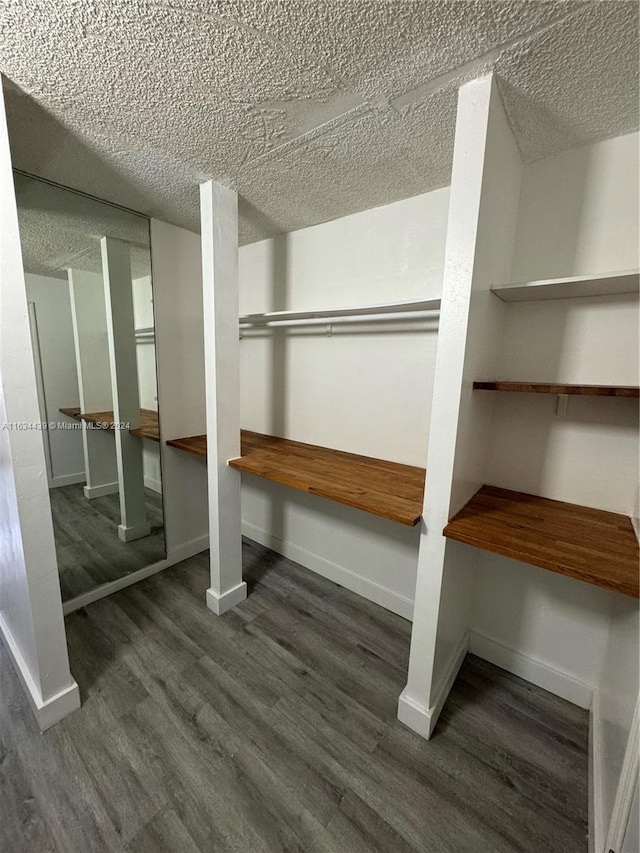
242, 520, 414, 620
206, 581, 248, 615
49, 472, 86, 489
468, 631, 593, 709
62, 533, 209, 615
83, 481, 119, 499
0, 613, 80, 731
398, 633, 468, 739
144, 475, 162, 494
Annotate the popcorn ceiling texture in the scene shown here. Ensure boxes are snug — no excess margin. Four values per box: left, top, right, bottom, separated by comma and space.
14, 173, 152, 280
1, 0, 638, 247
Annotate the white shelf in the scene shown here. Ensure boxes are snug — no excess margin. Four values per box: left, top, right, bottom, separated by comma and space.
239, 298, 441, 327
491, 270, 639, 303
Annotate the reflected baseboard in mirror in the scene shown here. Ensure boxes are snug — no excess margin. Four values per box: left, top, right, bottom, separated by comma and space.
15, 172, 167, 601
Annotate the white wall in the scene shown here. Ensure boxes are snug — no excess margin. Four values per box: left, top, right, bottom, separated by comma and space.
464, 132, 639, 848
238, 186, 449, 617
25, 273, 85, 487
596, 598, 639, 852
469, 133, 639, 692
511, 133, 639, 282
133, 274, 161, 492
0, 83, 79, 729
151, 219, 208, 559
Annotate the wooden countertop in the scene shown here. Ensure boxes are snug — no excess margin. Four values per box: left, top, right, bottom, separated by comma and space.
167, 430, 426, 526
59, 407, 160, 442
473, 382, 639, 397
444, 485, 639, 598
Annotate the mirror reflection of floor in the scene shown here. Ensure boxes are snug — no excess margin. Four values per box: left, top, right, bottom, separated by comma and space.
50, 484, 166, 601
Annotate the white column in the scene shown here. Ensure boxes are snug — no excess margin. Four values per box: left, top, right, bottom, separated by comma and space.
151, 220, 208, 558
0, 82, 79, 729
398, 73, 522, 739
68, 268, 119, 499
101, 237, 150, 542
200, 180, 246, 615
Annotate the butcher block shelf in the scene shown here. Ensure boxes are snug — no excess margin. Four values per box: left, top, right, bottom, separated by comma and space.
444, 485, 639, 598
59, 407, 160, 442
167, 430, 426, 526
473, 382, 639, 397
166, 434, 207, 458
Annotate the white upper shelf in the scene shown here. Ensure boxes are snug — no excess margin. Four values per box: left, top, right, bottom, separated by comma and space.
239, 298, 441, 327
491, 270, 639, 303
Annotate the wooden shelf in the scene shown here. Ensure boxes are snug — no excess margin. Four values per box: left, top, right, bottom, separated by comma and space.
473, 382, 639, 397
167, 430, 426, 526
491, 270, 639, 302
444, 485, 639, 598
166, 434, 207, 458
59, 407, 160, 442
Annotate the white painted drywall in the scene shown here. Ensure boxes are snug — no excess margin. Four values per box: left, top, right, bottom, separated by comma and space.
511, 133, 639, 283
0, 84, 79, 729
151, 219, 208, 558
469, 133, 639, 703
133, 274, 161, 492
238, 186, 449, 616
24, 273, 85, 486
596, 598, 639, 853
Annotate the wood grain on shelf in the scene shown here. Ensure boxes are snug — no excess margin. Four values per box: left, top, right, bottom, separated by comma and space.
129, 410, 160, 442
231, 431, 425, 526
473, 381, 640, 397
59, 406, 82, 421
167, 430, 426, 526
444, 485, 639, 598
59, 407, 160, 442
166, 434, 207, 458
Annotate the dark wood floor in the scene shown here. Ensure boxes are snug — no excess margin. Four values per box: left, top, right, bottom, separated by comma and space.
0, 539, 589, 853
50, 483, 166, 601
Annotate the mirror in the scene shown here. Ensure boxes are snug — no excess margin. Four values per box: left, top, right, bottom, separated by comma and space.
14, 172, 166, 601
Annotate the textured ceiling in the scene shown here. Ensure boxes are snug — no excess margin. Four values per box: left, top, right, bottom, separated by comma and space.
15, 173, 151, 280
1, 1, 638, 247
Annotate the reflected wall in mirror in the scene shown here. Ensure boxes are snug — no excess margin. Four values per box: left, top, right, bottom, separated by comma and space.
15, 172, 166, 601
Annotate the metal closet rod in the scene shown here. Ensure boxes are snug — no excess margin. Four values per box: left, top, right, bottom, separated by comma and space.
239, 298, 441, 328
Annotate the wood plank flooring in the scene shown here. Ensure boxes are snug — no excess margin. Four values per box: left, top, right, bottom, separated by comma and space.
50, 484, 166, 601
0, 540, 589, 853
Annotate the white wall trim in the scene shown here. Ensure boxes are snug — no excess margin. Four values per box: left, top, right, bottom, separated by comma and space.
0, 613, 80, 731
62, 534, 209, 615
83, 481, 119, 500
468, 631, 594, 709
398, 632, 468, 738
606, 692, 640, 853
242, 520, 414, 620
590, 688, 605, 853
49, 472, 86, 489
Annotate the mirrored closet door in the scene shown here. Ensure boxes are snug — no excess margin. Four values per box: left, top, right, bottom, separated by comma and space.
15, 172, 166, 601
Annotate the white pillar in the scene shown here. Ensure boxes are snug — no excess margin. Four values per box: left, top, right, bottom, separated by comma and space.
101, 237, 150, 542
68, 268, 119, 499
398, 73, 522, 739
200, 180, 246, 615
